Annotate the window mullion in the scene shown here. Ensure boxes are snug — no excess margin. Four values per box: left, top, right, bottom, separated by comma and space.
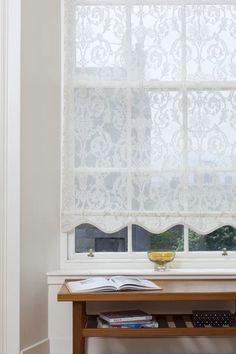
73, 80, 236, 90
127, 224, 133, 252
126, 4, 132, 213
64, 0, 76, 213
76, 0, 236, 6
184, 225, 189, 254
126, 4, 133, 252
182, 4, 188, 254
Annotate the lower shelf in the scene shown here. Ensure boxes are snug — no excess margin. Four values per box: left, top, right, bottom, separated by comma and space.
83, 314, 236, 338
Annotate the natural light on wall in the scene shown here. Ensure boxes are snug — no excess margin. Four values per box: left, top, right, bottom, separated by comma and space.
62, 0, 236, 257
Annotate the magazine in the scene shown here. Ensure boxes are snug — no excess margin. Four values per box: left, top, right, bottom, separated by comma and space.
66, 276, 162, 293
97, 317, 159, 328
99, 309, 153, 324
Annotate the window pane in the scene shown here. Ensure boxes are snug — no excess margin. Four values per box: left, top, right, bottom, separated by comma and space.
75, 224, 128, 253
132, 172, 184, 212
188, 91, 236, 169
75, 5, 127, 81
189, 226, 236, 251
132, 225, 184, 251
188, 171, 236, 213
186, 5, 236, 81
74, 88, 127, 168
75, 172, 128, 210
131, 89, 183, 170
131, 5, 182, 81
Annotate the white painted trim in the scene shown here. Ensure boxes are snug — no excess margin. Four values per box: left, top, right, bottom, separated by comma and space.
61, 247, 236, 270
0, 0, 20, 354
20, 338, 49, 354
47, 270, 236, 287
60, 0, 64, 270
70, 0, 236, 5
0, 2, 7, 351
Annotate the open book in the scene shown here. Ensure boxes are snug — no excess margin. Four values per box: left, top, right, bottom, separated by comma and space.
66, 276, 162, 293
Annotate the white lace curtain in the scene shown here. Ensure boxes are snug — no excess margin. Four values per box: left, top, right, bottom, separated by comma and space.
62, 0, 236, 234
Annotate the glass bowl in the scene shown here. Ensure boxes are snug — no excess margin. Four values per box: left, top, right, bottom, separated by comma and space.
147, 250, 176, 271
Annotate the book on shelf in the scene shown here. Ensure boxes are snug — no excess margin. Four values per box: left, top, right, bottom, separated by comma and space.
192, 310, 233, 327
97, 317, 159, 329
65, 276, 161, 293
98, 309, 153, 324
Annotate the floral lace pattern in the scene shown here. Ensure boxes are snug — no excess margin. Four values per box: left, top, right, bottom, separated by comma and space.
186, 5, 236, 81
131, 89, 183, 169
188, 90, 236, 168
131, 5, 182, 81
74, 88, 127, 168
75, 5, 127, 81
62, 1, 236, 233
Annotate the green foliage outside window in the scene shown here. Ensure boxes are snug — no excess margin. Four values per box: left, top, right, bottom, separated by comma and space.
189, 226, 236, 251
150, 227, 184, 252
150, 226, 236, 252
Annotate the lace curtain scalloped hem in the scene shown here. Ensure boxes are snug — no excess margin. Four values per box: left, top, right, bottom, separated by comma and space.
61, 213, 236, 234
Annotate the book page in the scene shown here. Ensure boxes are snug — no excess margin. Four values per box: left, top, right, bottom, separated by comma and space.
110, 276, 161, 290
66, 277, 115, 293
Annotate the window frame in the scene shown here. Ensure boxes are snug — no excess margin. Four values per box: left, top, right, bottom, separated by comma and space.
61, 225, 236, 271
62, 234, 236, 271
61, 0, 236, 271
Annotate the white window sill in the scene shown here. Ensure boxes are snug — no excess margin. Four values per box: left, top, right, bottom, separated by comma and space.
47, 268, 236, 285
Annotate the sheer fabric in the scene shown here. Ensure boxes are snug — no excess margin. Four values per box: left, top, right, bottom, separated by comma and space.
62, 0, 236, 233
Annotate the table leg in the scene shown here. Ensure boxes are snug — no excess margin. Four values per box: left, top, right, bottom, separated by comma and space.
73, 302, 86, 354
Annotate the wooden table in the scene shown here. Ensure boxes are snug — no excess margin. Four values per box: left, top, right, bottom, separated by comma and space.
57, 279, 236, 354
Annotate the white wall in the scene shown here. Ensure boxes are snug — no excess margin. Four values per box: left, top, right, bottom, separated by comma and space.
21, 0, 61, 352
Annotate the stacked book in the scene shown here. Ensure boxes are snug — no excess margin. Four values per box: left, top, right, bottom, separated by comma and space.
97, 309, 159, 329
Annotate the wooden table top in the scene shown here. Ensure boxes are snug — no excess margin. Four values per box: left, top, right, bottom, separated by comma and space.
58, 279, 236, 302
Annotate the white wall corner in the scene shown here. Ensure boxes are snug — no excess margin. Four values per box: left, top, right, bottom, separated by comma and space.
0, 0, 21, 354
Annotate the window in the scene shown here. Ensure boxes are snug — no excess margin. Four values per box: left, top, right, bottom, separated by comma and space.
73, 224, 236, 253
132, 225, 184, 252
62, 1, 236, 266
75, 224, 128, 252
189, 226, 236, 252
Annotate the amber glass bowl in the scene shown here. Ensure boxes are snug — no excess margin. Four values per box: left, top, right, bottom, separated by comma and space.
147, 251, 176, 271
